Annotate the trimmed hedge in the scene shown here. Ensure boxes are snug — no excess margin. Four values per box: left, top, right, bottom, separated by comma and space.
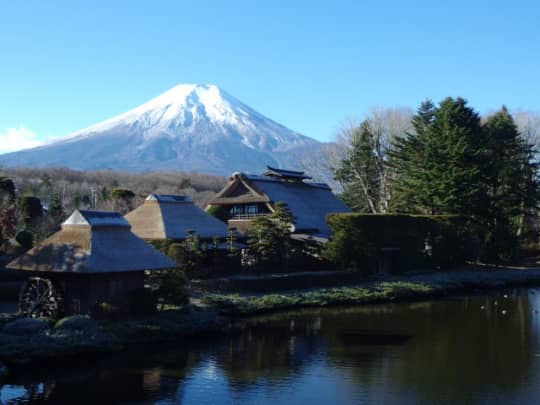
324, 214, 472, 272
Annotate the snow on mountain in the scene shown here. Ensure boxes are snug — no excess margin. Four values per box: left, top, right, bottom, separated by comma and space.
0, 84, 332, 179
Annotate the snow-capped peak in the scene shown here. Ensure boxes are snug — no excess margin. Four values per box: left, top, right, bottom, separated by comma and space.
59, 83, 312, 153
0, 83, 329, 179
70, 83, 233, 135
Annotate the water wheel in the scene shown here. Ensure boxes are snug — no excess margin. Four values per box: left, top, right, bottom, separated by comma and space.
18, 277, 64, 319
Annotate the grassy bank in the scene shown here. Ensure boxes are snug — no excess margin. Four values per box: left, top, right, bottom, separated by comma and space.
201, 266, 540, 316
201, 281, 435, 316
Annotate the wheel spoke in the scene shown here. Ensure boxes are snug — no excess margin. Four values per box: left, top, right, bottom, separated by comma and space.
18, 277, 63, 319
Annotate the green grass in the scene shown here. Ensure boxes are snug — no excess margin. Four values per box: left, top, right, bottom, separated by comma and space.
201, 281, 435, 316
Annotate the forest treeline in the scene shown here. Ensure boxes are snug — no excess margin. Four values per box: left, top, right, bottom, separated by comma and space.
0, 168, 225, 250
1, 167, 224, 208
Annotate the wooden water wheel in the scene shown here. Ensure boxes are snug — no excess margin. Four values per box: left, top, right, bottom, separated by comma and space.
18, 277, 64, 319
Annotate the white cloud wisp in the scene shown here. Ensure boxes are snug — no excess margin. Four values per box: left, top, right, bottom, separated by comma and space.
0, 127, 44, 154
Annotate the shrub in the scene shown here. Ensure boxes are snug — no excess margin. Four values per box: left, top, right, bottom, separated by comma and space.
153, 268, 189, 309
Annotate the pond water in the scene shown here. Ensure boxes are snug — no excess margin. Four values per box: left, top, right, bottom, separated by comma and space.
3, 288, 540, 404
0, 302, 16, 314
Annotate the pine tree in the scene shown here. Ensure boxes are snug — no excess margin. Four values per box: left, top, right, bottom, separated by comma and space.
48, 192, 64, 222
389, 100, 435, 212
390, 98, 539, 260
480, 107, 539, 257
246, 202, 293, 268
390, 97, 485, 215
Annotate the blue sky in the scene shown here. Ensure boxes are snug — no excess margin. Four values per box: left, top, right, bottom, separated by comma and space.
1, 0, 539, 152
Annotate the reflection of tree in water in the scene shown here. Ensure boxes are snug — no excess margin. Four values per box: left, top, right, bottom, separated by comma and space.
215, 316, 325, 388
1, 344, 198, 404
386, 293, 535, 403
311, 293, 536, 403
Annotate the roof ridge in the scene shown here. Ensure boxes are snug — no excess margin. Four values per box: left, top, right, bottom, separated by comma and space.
64, 209, 130, 228
146, 194, 193, 203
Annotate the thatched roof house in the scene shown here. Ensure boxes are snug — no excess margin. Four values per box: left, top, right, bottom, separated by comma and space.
125, 194, 228, 241
7, 210, 175, 317
8, 210, 175, 273
206, 167, 351, 238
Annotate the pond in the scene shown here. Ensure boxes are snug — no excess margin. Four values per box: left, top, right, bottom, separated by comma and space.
0, 302, 16, 314
2, 288, 540, 404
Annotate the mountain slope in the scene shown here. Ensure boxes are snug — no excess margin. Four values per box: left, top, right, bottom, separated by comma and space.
0, 84, 330, 178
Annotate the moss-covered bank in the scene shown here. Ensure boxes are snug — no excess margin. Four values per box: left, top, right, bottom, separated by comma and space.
201, 266, 540, 316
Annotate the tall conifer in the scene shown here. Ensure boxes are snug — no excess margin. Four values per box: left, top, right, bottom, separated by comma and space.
390, 97, 485, 215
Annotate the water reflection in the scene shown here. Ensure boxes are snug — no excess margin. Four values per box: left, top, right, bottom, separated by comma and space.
2, 289, 540, 404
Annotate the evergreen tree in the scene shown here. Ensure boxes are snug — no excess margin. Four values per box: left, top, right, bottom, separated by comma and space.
47, 192, 64, 222
0, 176, 16, 247
110, 188, 136, 214
246, 202, 293, 268
0, 177, 15, 205
72, 190, 81, 209
17, 196, 43, 229
390, 98, 539, 260
0, 206, 16, 247
41, 192, 65, 236
480, 107, 539, 257
390, 97, 485, 215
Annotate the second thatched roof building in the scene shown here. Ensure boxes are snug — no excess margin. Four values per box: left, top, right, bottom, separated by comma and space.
125, 194, 228, 241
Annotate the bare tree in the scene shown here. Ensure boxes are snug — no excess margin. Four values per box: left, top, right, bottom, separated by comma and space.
333, 107, 413, 212
512, 109, 540, 151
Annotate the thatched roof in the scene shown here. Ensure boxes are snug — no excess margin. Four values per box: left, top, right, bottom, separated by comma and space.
125, 194, 228, 240
7, 210, 176, 274
208, 170, 351, 237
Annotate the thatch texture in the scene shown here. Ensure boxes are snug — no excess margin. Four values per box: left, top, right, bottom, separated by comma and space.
125, 194, 228, 240
7, 210, 176, 273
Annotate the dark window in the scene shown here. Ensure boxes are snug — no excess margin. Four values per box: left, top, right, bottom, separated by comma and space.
229, 204, 269, 218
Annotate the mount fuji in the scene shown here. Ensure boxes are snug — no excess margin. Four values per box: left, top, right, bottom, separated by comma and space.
0, 84, 332, 179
